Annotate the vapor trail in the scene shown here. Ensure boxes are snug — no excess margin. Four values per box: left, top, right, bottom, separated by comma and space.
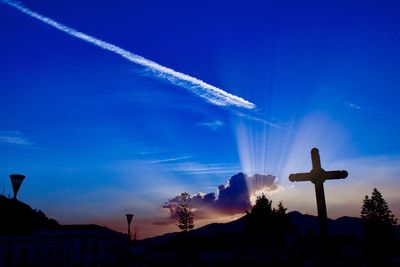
1, 0, 255, 109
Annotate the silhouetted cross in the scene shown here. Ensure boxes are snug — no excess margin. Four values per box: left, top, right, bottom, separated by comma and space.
289, 148, 348, 237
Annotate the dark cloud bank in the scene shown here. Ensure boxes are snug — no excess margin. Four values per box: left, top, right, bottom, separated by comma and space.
162, 172, 279, 220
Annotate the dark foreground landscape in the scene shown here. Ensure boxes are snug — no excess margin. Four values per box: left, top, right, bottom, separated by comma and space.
1, 195, 399, 267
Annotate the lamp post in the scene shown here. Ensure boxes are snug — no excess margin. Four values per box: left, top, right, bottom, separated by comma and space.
126, 214, 133, 240
10, 174, 25, 200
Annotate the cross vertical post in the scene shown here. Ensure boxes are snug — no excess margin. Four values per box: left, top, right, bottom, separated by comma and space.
288, 148, 348, 238
314, 181, 328, 237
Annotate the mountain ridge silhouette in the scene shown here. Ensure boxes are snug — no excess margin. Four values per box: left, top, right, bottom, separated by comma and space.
137, 210, 400, 246
0, 194, 59, 235
2, 194, 398, 241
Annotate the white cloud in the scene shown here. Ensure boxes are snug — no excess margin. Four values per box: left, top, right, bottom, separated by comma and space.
197, 120, 224, 130
2, 0, 255, 109
344, 101, 383, 114
162, 173, 280, 218
165, 161, 239, 175
345, 101, 361, 110
0, 131, 33, 146
150, 156, 191, 163
233, 111, 287, 131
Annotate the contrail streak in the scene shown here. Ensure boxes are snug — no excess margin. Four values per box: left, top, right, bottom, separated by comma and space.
1, 0, 255, 109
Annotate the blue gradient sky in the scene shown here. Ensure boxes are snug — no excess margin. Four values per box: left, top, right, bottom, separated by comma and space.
1, 0, 400, 238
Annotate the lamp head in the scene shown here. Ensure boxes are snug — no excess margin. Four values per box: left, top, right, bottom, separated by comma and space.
10, 174, 25, 200
126, 214, 133, 225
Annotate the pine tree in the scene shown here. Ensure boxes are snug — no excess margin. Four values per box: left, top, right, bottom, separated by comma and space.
251, 194, 273, 218
245, 194, 273, 237
176, 192, 194, 232
361, 188, 398, 265
361, 188, 397, 225
275, 201, 287, 215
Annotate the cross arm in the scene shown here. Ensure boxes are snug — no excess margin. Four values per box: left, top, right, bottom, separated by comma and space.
324, 170, 348, 180
289, 172, 311, 182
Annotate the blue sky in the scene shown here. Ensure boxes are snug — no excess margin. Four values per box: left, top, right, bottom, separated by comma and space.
1, 0, 400, 238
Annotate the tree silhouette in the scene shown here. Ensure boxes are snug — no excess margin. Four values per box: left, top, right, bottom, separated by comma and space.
245, 194, 289, 240
275, 201, 287, 215
361, 188, 397, 225
361, 188, 398, 266
250, 194, 273, 219
176, 192, 194, 232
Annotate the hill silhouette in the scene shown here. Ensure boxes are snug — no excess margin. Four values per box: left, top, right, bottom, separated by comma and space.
132, 212, 400, 266
0, 195, 59, 235
136, 211, 370, 248
141, 210, 400, 244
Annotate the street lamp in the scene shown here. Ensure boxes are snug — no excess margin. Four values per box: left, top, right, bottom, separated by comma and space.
10, 174, 25, 200
126, 214, 133, 239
